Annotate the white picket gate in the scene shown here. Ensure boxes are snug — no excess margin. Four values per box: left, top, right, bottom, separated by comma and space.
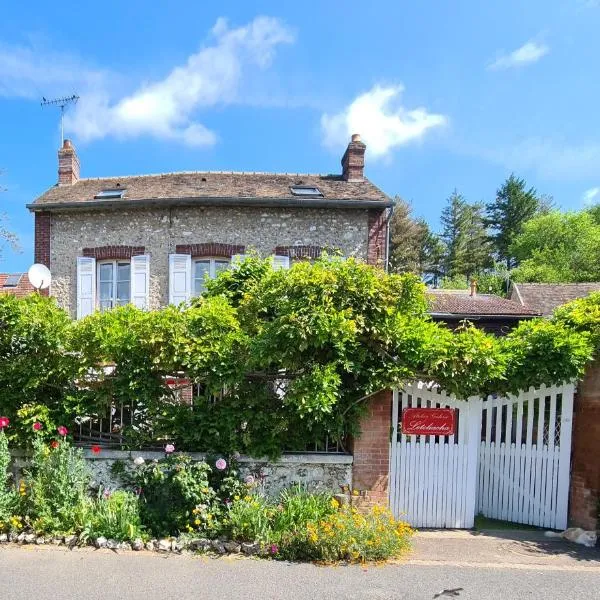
389, 381, 574, 530
477, 384, 574, 530
389, 382, 482, 528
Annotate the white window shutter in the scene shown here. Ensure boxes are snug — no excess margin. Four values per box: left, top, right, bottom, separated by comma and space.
272, 255, 290, 270
169, 254, 191, 305
230, 254, 247, 269
76, 256, 96, 319
131, 254, 150, 310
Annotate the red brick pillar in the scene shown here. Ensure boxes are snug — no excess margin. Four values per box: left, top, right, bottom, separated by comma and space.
350, 389, 392, 507
569, 360, 600, 530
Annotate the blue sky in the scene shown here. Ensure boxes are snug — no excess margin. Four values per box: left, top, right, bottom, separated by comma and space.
1, 0, 599, 271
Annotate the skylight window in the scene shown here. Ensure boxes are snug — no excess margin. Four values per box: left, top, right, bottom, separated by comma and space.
94, 189, 126, 199
3, 274, 22, 287
290, 186, 323, 197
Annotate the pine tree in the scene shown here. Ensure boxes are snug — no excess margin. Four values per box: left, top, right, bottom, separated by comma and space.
463, 202, 492, 277
485, 174, 541, 268
440, 190, 470, 279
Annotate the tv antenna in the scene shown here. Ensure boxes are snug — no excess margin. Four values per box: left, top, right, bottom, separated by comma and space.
41, 94, 79, 146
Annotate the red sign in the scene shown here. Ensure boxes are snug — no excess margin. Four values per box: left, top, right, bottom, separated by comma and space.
401, 408, 456, 436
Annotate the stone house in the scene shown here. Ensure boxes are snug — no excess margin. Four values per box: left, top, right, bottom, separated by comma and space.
28, 135, 392, 318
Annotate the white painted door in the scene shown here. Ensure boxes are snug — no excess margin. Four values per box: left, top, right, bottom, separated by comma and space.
389, 382, 481, 528
476, 383, 574, 530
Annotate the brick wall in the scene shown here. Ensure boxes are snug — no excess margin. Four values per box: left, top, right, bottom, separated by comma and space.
367, 209, 387, 267
83, 245, 146, 260
569, 359, 600, 530
350, 389, 392, 506
175, 242, 245, 257
34, 211, 51, 296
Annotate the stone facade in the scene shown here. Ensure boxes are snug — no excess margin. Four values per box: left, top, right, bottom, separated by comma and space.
48, 205, 371, 317
569, 360, 600, 530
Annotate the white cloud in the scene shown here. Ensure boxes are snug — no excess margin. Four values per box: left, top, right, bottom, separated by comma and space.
0, 17, 294, 146
487, 41, 549, 71
321, 85, 446, 159
583, 187, 600, 205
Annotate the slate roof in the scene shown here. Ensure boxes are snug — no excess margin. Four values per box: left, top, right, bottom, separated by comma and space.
0, 273, 35, 297
428, 290, 540, 317
28, 172, 390, 210
510, 282, 600, 316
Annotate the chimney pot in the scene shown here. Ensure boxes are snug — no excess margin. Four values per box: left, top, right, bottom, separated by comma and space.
341, 134, 366, 182
57, 139, 80, 185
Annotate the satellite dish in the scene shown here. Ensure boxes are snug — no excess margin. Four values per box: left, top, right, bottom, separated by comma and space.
27, 264, 52, 290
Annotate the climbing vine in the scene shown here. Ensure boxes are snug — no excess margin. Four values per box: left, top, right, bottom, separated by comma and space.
0, 259, 597, 455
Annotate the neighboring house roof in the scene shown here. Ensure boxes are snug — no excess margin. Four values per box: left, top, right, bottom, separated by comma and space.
27, 172, 392, 211
510, 282, 600, 316
428, 289, 541, 319
0, 273, 35, 297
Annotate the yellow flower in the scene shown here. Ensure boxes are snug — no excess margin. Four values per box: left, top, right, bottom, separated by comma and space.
330, 498, 339, 509
234, 495, 240, 501
194, 519, 201, 526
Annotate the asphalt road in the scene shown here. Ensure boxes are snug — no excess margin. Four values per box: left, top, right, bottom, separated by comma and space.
1, 545, 599, 600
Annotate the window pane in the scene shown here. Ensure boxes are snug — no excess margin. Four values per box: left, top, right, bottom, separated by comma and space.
99, 281, 113, 300
99, 300, 113, 312
99, 263, 113, 282
194, 261, 210, 296
214, 260, 229, 277
117, 262, 130, 283
116, 281, 130, 304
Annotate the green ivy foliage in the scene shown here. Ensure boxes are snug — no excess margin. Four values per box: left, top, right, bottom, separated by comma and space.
0, 260, 598, 456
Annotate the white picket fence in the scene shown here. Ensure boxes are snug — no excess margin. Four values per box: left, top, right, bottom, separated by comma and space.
389, 382, 481, 528
477, 384, 574, 530
389, 381, 574, 530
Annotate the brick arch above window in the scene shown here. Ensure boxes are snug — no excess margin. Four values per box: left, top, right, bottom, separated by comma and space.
274, 245, 336, 260
82, 245, 146, 260
175, 243, 245, 257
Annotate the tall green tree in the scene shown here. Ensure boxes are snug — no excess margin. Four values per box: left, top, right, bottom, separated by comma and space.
510, 210, 600, 283
388, 198, 425, 274
388, 198, 443, 282
485, 174, 541, 268
440, 190, 470, 279
463, 202, 493, 277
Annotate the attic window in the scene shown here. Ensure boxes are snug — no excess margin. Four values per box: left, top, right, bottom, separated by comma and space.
290, 185, 323, 197
3, 274, 22, 287
94, 189, 126, 199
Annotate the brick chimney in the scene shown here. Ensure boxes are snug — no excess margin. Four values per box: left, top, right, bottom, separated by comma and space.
341, 133, 366, 182
58, 139, 80, 185
470, 279, 478, 297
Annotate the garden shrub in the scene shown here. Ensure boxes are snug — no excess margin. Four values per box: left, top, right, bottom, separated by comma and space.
0, 428, 18, 528
81, 490, 145, 543
225, 489, 413, 562
290, 504, 414, 562
21, 435, 92, 534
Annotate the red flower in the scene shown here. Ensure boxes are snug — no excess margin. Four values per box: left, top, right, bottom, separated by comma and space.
57, 426, 68, 436
33, 422, 43, 431
0, 416, 10, 429
50, 440, 59, 449
91, 445, 101, 455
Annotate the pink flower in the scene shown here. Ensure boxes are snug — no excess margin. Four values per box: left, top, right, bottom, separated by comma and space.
270, 544, 279, 555
57, 426, 68, 436
215, 458, 227, 470
0, 417, 10, 429
244, 475, 255, 485
165, 444, 175, 454
50, 440, 59, 449
33, 422, 43, 431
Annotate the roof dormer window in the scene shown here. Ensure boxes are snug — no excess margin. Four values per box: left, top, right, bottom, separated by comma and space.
290, 186, 323, 197
94, 189, 126, 199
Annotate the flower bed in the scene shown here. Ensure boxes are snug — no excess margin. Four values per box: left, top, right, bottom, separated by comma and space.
0, 419, 413, 563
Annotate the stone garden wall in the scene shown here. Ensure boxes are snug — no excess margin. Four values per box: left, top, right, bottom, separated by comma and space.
12, 451, 353, 497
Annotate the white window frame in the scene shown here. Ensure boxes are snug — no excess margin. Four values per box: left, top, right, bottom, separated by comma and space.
97, 259, 131, 311
192, 257, 230, 296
